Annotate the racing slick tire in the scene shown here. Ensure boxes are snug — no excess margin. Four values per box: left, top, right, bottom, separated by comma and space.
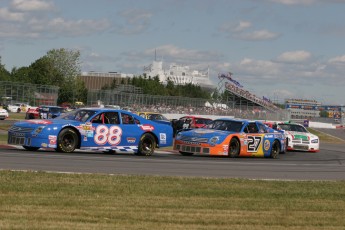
57, 128, 79, 153
228, 138, 240, 158
179, 151, 194, 156
136, 133, 156, 156
270, 140, 280, 159
23, 146, 40, 151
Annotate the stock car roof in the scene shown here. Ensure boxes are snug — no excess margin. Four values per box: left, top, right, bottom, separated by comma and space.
180, 115, 212, 120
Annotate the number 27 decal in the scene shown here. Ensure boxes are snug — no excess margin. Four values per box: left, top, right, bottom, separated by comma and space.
247, 136, 262, 152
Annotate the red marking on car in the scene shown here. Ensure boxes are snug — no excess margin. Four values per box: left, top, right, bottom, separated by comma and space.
26, 120, 52, 125
140, 125, 155, 131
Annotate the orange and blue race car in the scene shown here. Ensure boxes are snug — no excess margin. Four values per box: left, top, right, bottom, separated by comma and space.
174, 118, 286, 158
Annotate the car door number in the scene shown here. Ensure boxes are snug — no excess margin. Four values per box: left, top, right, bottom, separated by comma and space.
247, 136, 262, 152
94, 125, 122, 145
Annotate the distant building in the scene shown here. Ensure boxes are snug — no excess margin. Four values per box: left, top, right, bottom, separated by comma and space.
285, 99, 321, 119
78, 72, 133, 90
144, 60, 216, 92
285, 98, 341, 120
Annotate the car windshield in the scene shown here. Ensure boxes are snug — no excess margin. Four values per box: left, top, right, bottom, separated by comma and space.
195, 118, 212, 125
279, 124, 307, 132
58, 109, 97, 122
206, 120, 244, 132
148, 114, 169, 121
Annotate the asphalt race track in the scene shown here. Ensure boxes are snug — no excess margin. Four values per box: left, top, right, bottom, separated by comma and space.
1, 142, 345, 181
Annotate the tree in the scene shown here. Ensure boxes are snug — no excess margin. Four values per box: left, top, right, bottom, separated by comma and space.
28, 57, 64, 85
43, 48, 84, 105
0, 56, 11, 81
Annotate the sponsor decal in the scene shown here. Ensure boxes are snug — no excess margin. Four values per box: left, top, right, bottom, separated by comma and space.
26, 120, 52, 125
41, 143, 48, 147
292, 134, 309, 141
194, 129, 216, 134
127, 137, 136, 143
265, 134, 274, 138
48, 135, 57, 145
264, 140, 270, 151
160, 133, 167, 144
140, 124, 155, 131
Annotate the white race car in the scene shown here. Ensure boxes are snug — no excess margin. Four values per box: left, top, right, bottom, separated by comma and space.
0, 108, 9, 120
275, 122, 319, 152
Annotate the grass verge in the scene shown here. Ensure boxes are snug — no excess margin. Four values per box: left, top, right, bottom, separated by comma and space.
0, 170, 345, 229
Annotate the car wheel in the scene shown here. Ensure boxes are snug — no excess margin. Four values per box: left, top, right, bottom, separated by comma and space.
29, 113, 35, 119
136, 133, 156, 156
270, 140, 280, 159
179, 151, 194, 156
57, 128, 79, 153
23, 146, 40, 151
228, 138, 240, 158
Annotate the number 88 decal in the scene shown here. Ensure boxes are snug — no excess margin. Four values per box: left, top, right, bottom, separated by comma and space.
94, 125, 122, 145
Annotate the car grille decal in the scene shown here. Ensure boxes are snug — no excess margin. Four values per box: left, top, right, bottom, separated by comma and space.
179, 136, 208, 143
9, 126, 34, 133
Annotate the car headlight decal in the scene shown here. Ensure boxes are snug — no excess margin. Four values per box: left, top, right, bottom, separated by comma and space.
34, 126, 45, 135
210, 136, 219, 145
311, 139, 319, 143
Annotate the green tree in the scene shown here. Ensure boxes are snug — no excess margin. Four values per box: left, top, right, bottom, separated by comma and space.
10, 67, 31, 83
43, 48, 84, 105
0, 57, 11, 81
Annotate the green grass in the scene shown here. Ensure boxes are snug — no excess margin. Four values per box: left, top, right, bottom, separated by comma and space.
308, 128, 345, 144
0, 171, 344, 229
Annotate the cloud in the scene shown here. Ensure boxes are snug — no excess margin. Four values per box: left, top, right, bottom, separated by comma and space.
0, 1, 111, 39
328, 55, 345, 64
238, 29, 280, 41
220, 20, 280, 41
10, 0, 55, 11
275, 50, 312, 63
268, 0, 317, 5
112, 9, 152, 35
0, 7, 25, 21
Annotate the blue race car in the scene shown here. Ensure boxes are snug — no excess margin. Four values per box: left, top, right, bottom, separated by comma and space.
8, 108, 173, 156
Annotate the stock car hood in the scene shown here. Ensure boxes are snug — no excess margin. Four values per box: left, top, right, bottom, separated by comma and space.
177, 128, 234, 143
284, 131, 318, 140
11, 119, 82, 128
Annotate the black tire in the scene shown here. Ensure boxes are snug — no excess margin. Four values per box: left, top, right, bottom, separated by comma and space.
270, 140, 280, 159
179, 151, 194, 156
136, 133, 156, 156
56, 128, 79, 153
23, 146, 40, 151
228, 138, 240, 158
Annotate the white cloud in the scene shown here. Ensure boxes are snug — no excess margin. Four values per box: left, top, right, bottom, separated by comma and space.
276, 50, 312, 63
234, 21, 252, 32
0, 7, 25, 21
329, 55, 345, 64
239, 30, 280, 41
113, 9, 153, 35
268, 0, 316, 5
10, 0, 55, 12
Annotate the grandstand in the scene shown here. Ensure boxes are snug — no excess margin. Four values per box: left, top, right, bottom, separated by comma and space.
217, 73, 282, 113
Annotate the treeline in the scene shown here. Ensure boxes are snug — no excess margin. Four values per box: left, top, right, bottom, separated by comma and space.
102, 75, 213, 99
1, 49, 218, 105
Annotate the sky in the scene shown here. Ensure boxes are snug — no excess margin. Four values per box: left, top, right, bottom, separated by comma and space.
1, 0, 345, 105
